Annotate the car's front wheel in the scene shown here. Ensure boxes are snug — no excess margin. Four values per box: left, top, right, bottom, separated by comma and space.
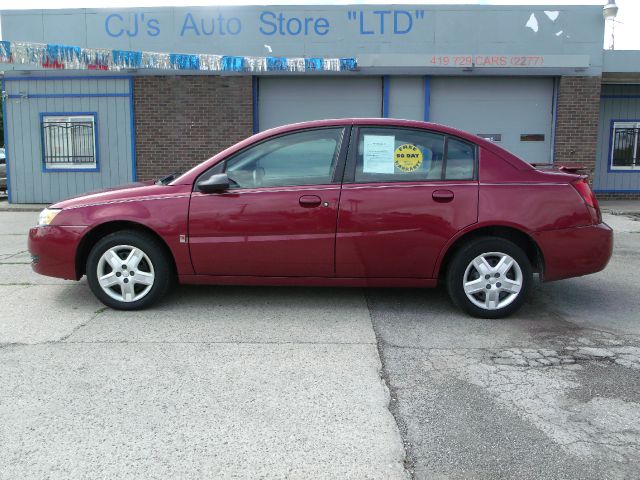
86, 231, 173, 310
446, 237, 532, 319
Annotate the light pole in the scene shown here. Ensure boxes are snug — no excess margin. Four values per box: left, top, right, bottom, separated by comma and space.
603, 1, 619, 50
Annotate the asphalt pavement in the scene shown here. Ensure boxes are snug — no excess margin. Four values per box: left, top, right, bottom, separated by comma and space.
370, 212, 640, 479
1, 210, 639, 479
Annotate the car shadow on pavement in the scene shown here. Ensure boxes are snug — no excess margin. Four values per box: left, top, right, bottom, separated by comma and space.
38, 272, 635, 347
52, 276, 620, 326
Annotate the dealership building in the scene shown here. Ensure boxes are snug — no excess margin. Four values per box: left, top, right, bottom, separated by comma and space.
1, 4, 640, 203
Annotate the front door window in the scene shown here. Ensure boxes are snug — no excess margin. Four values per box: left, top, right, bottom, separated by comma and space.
225, 128, 344, 188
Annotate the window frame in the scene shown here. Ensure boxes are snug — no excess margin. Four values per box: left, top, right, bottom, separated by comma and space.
609, 120, 640, 172
344, 126, 478, 184
40, 112, 99, 173
195, 126, 350, 190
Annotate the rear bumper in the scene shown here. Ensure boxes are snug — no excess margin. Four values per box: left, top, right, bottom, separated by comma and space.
533, 222, 613, 282
28, 225, 87, 280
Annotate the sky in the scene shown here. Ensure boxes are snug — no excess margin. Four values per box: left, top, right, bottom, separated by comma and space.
0, 0, 637, 50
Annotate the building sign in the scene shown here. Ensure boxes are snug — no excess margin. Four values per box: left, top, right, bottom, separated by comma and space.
104, 9, 428, 39
358, 53, 591, 70
429, 55, 545, 67
1, 5, 603, 72
427, 54, 589, 68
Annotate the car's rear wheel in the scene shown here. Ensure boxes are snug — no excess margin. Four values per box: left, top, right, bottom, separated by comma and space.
86, 231, 173, 310
446, 237, 532, 319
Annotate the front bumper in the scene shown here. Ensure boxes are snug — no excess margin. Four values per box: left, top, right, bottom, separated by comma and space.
28, 225, 88, 280
533, 222, 613, 282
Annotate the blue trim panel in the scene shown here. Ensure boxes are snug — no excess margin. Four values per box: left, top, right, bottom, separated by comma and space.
551, 77, 559, 164
2, 77, 12, 203
129, 77, 137, 182
594, 189, 640, 193
423, 76, 431, 122
4, 75, 133, 82
252, 76, 259, 134
606, 119, 640, 173
382, 76, 390, 118
8, 93, 129, 99
39, 112, 100, 173
601, 95, 640, 99
40, 168, 101, 173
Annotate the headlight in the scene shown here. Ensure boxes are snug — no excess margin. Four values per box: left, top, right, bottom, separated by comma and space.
38, 208, 62, 226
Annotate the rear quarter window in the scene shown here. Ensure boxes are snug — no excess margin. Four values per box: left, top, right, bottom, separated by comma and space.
445, 139, 475, 180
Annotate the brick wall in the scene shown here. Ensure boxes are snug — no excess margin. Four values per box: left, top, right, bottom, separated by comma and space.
133, 76, 253, 181
553, 76, 602, 176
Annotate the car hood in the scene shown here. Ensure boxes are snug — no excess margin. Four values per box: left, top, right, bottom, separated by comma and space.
50, 180, 162, 209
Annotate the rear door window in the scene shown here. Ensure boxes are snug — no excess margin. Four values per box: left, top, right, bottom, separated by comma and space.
352, 127, 476, 183
354, 128, 445, 183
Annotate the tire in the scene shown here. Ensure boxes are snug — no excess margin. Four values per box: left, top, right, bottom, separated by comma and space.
86, 230, 173, 310
446, 236, 532, 319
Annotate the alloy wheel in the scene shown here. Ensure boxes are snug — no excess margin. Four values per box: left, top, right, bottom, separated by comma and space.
462, 252, 523, 311
96, 245, 155, 303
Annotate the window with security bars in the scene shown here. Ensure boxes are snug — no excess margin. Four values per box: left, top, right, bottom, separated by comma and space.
611, 121, 640, 170
41, 114, 97, 170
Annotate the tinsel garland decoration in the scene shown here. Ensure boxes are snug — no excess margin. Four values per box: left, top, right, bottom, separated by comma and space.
169, 53, 200, 70
0, 40, 358, 73
112, 50, 143, 69
0, 41, 10, 63
266, 57, 288, 71
221, 55, 245, 72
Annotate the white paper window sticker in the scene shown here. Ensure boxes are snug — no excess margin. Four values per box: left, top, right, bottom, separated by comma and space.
363, 135, 395, 173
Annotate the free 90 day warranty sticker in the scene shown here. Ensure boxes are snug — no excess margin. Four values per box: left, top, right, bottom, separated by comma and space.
394, 144, 423, 172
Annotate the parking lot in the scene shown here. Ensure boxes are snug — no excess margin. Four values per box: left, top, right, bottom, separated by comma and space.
1, 209, 639, 479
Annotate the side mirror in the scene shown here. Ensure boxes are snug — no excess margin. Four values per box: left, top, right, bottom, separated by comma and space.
196, 173, 230, 193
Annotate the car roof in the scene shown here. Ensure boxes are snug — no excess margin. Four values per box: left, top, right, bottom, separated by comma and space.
264, 118, 474, 139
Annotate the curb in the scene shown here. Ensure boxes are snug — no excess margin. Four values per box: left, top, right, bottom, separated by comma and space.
603, 210, 640, 217
0, 208, 42, 212
0, 202, 46, 213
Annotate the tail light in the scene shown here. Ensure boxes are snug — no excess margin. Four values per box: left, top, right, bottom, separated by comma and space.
572, 178, 602, 223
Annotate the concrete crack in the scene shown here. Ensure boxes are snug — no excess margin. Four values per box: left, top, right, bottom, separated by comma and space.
365, 292, 415, 480
56, 307, 109, 343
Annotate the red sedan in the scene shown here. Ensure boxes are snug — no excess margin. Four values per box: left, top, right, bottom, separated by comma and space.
29, 119, 612, 318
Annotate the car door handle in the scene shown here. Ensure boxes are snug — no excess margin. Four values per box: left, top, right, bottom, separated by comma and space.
299, 195, 322, 208
432, 189, 454, 202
